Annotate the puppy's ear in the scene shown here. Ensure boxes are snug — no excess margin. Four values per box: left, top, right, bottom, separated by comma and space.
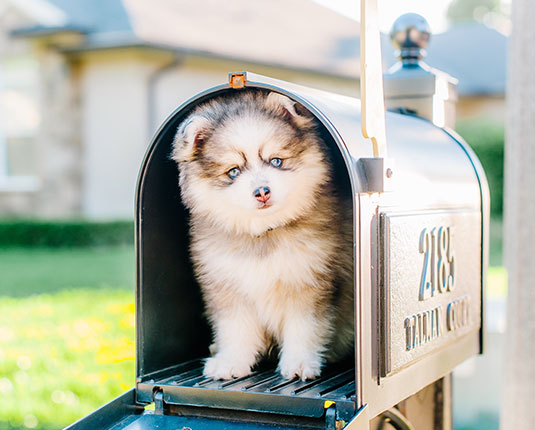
172, 115, 211, 162
264, 92, 313, 128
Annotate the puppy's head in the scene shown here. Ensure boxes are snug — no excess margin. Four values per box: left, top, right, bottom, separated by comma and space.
172, 90, 330, 236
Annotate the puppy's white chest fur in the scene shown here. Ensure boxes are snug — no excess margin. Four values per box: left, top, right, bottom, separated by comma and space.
194, 226, 334, 308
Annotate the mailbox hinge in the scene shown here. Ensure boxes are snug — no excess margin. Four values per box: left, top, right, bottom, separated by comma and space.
325, 405, 337, 430
325, 403, 358, 430
153, 389, 165, 415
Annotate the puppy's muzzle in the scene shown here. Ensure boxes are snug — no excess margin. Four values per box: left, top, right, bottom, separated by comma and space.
253, 186, 271, 203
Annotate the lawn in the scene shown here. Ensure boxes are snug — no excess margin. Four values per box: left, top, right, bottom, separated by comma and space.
0, 289, 135, 430
0, 247, 134, 297
0, 247, 135, 430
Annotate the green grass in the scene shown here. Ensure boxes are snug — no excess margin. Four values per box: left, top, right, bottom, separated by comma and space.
0, 289, 135, 430
0, 246, 136, 429
0, 247, 134, 297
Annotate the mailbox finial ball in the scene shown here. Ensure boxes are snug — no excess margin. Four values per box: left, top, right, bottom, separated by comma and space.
390, 13, 431, 61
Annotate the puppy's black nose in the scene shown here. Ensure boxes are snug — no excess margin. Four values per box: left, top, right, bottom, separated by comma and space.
253, 186, 271, 203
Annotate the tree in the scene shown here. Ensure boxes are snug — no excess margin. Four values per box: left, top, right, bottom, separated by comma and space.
447, 0, 501, 23
500, 0, 535, 427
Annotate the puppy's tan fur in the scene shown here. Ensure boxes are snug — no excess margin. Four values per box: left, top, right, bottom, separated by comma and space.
172, 90, 353, 380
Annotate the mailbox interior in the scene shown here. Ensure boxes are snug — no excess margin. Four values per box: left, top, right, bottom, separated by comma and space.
135, 86, 357, 420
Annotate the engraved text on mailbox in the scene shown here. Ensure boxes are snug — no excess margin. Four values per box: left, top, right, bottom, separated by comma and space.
378, 210, 482, 377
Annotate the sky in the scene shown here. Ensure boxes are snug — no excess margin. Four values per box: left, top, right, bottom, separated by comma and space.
313, 0, 453, 33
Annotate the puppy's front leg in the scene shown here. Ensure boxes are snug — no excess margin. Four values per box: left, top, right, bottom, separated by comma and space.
278, 309, 332, 380
204, 304, 264, 380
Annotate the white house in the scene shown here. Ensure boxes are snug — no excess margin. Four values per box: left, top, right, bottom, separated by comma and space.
0, 0, 507, 219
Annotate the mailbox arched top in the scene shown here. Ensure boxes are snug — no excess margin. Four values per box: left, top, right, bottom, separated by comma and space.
137, 71, 483, 214
137, 73, 364, 204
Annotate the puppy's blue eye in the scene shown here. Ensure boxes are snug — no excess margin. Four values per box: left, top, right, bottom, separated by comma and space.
227, 167, 241, 179
270, 158, 283, 168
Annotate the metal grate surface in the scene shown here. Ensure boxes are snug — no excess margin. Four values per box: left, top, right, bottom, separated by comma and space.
137, 358, 356, 420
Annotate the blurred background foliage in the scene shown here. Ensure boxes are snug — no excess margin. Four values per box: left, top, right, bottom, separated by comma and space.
457, 118, 504, 269
456, 119, 505, 219
0, 221, 133, 248
447, 0, 504, 23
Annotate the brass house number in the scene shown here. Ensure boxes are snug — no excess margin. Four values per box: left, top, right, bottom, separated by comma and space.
419, 226, 455, 301
403, 226, 469, 352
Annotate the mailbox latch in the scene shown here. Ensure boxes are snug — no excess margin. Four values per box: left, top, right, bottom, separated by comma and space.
358, 157, 395, 193
229, 72, 247, 89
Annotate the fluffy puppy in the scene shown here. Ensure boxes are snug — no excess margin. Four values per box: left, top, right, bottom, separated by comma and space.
172, 89, 353, 380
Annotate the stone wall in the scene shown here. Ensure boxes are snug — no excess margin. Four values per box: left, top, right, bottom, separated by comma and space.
0, 3, 82, 218
33, 46, 82, 217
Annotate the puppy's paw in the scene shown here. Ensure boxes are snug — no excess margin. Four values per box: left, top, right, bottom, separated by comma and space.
203, 354, 253, 380
278, 353, 322, 381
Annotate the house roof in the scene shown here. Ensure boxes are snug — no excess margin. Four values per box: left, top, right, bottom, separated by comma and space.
425, 23, 507, 95
11, 0, 506, 95
36, 0, 131, 33
12, 0, 363, 78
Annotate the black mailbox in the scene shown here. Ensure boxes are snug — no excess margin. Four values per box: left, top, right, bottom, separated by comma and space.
66, 71, 489, 430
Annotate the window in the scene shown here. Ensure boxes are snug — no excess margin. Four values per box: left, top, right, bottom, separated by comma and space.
0, 56, 41, 191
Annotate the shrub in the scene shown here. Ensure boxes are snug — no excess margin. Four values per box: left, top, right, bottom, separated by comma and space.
455, 119, 504, 217
0, 220, 134, 247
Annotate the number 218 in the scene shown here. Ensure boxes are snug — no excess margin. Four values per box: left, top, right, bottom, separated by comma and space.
419, 226, 455, 301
